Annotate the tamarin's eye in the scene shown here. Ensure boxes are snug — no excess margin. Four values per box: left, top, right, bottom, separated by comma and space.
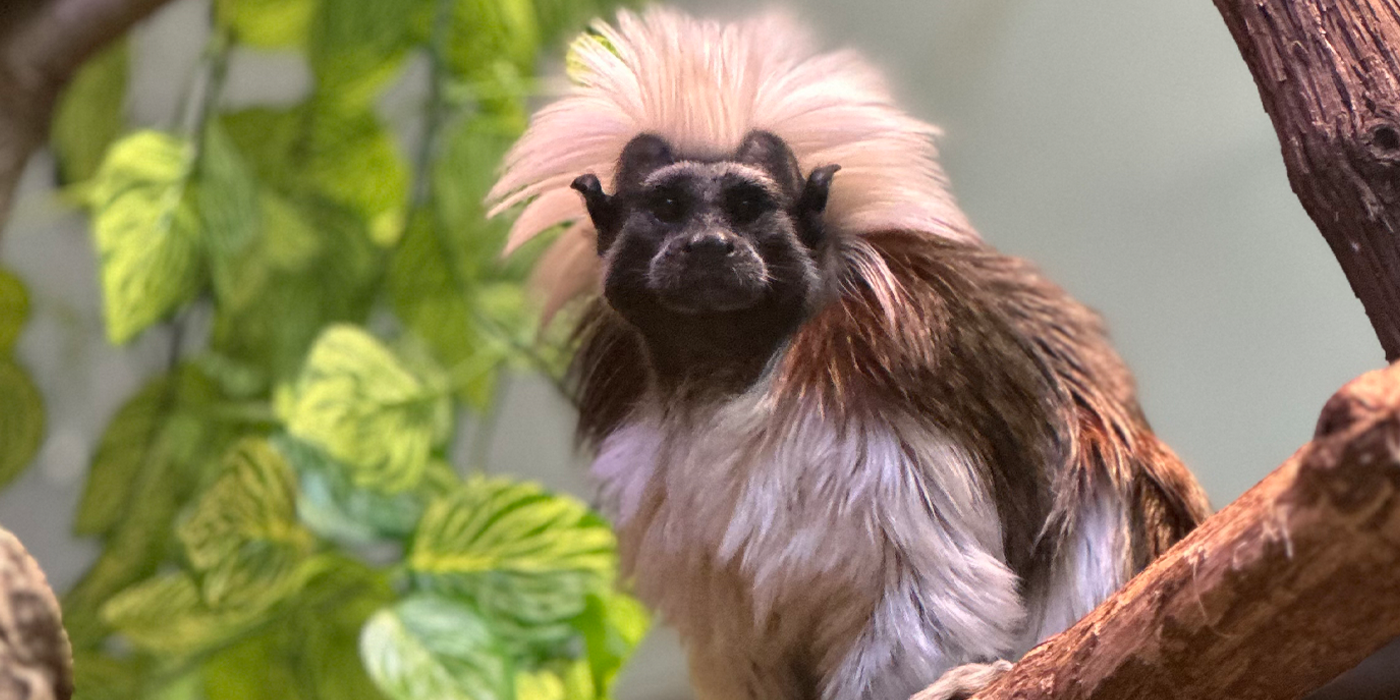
724, 185, 772, 225
646, 189, 688, 224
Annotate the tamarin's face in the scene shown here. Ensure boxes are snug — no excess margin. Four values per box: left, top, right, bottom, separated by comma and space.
572, 130, 838, 382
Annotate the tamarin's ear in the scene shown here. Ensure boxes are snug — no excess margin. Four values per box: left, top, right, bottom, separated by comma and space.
796, 164, 840, 249
571, 174, 616, 254
735, 130, 803, 197
615, 133, 676, 192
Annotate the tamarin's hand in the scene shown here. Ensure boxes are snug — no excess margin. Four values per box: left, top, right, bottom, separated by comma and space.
913, 661, 1014, 700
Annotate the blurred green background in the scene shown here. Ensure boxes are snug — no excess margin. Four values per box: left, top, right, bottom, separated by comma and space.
0, 0, 1392, 698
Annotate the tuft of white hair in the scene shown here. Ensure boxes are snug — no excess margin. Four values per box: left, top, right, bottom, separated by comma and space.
486, 7, 976, 313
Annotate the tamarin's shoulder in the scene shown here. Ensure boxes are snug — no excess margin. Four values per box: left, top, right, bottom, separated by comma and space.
788, 228, 1211, 564
777, 229, 1121, 416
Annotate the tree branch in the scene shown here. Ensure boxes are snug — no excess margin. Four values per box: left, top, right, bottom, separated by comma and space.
1212, 0, 1400, 361
0, 0, 175, 233
965, 362, 1400, 700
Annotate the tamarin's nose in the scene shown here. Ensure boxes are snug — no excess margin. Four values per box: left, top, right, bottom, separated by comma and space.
682, 232, 736, 261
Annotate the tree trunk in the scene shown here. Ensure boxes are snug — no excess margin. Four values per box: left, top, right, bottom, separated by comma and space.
1214, 0, 1400, 362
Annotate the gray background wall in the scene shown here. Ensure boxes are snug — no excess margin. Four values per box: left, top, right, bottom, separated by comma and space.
0, 0, 1391, 698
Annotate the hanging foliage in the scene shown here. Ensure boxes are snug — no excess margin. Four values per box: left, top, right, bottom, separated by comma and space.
16, 0, 646, 698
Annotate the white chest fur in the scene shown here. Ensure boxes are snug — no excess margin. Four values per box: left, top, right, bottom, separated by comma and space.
590, 387, 1032, 699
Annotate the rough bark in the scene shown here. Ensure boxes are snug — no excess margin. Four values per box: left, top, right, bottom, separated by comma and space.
0, 528, 71, 700
0, 0, 174, 234
960, 362, 1400, 700
1212, 0, 1400, 362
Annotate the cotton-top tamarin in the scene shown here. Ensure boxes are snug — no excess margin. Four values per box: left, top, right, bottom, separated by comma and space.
486, 9, 1210, 700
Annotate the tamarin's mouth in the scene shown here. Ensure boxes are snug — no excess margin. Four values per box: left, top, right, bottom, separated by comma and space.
647, 240, 769, 314
653, 283, 764, 314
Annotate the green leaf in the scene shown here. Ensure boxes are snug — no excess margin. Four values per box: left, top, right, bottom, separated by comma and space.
71, 650, 143, 700
198, 124, 264, 313
572, 591, 648, 697
276, 325, 451, 494
297, 566, 394, 700
360, 595, 512, 700
533, 0, 623, 48
432, 114, 524, 271
208, 196, 381, 381
388, 214, 483, 405
177, 438, 316, 607
517, 657, 599, 700
505, 591, 650, 700
89, 130, 203, 344
215, 0, 317, 48
150, 670, 205, 700
101, 572, 266, 656
300, 105, 407, 245
52, 40, 128, 185
391, 116, 549, 408
74, 375, 168, 536
202, 629, 303, 700
203, 553, 391, 700
73, 368, 231, 539
407, 476, 617, 654
0, 267, 31, 353
0, 359, 44, 490
221, 104, 407, 247
258, 192, 323, 270
437, 0, 539, 81
218, 107, 301, 192
276, 434, 435, 544
309, 0, 414, 109
64, 369, 237, 646
515, 668, 568, 700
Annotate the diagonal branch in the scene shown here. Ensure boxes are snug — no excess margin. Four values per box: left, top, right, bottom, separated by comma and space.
0, 0, 175, 233
964, 362, 1400, 700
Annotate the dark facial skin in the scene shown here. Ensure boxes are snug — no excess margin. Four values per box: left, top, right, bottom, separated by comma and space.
571, 131, 840, 392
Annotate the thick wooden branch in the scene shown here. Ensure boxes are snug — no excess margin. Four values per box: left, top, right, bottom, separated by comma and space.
0, 527, 71, 700
1212, 0, 1400, 361
964, 362, 1400, 700
0, 0, 174, 233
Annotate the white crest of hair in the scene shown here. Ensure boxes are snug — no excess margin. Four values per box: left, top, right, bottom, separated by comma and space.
486, 7, 976, 315
592, 376, 1030, 700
